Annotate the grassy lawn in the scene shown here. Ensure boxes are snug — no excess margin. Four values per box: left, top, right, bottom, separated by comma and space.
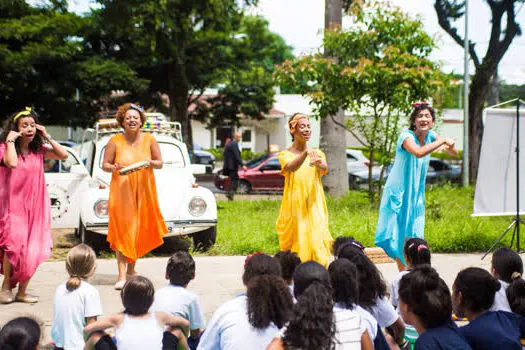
206, 185, 519, 256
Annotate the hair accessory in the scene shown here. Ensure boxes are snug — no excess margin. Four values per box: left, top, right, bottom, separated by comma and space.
244, 252, 263, 267
129, 103, 144, 112
288, 113, 308, 132
411, 101, 431, 108
511, 271, 522, 280
351, 241, 365, 251
408, 243, 415, 249
417, 244, 428, 252
13, 107, 32, 122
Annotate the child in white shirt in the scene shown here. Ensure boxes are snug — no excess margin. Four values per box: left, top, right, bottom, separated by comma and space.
490, 247, 521, 312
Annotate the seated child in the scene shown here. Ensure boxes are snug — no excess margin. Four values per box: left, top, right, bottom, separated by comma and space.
0, 316, 41, 350
151, 251, 205, 349
197, 253, 293, 350
274, 250, 301, 296
84, 276, 189, 350
507, 271, 525, 316
454, 267, 525, 349
490, 247, 522, 312
51, 244, 102, 350
399, 266, 471, 350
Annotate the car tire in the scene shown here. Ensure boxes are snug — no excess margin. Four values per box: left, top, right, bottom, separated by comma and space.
193, 226, 217, 252
152, 236, 192, 254
237, 180, 251, 194
79, 219, 109, 254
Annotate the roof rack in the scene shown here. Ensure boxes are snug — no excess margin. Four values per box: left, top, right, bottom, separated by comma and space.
92, 117, 183, 142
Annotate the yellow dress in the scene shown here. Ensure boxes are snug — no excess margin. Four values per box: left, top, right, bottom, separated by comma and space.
276, 150, 333, 266
107, 133, 167, 262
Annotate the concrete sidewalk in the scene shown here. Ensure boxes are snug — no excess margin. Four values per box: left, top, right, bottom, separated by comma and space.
0, 253, 495, 343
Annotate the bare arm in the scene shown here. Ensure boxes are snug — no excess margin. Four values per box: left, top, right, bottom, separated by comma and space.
84, 314, 122, 335
283, 150, 308, 172
386, 317, 406, 345
402, 137, 448, 159
85, 316, 97, 326
36, 124, 68, 160
266, 337, 285, 350
361, 330, 374, 350
149, 137, 163, 169
3, 131, 20, 168
101, 140, 121, 173
434, 135, 459, 156
158, 312, 190, 334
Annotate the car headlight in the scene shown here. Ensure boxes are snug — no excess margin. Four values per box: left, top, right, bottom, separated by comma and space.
94, 200, 108, 218
188, 197, 207, 217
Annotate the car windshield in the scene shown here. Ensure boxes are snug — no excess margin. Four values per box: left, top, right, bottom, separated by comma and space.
246, 154, 269, 168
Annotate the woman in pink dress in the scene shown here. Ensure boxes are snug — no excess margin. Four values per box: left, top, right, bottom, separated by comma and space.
0, 107, 68, 304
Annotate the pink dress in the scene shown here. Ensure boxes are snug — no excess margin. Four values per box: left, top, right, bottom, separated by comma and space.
0, 143, 52, 288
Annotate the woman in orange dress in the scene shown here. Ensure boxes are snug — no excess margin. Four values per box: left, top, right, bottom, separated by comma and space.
102, 103, 167, 289
276, 113, 333, 266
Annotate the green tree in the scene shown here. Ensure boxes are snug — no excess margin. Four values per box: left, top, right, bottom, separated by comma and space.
434, 0, 524, 183
89, 0, 292, 150
0, 0, 146, 126
276, 1, 448, 201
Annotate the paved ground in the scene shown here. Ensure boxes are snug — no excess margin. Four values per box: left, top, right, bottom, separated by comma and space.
0, 252, 497, 344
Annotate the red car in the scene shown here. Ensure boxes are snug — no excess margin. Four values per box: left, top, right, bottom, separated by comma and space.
214, 153, 284, 193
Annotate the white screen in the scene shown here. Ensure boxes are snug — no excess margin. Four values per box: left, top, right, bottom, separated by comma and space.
473, 104, 525, 216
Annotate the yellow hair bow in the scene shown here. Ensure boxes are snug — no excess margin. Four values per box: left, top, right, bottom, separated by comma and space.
13, 107, 32, 122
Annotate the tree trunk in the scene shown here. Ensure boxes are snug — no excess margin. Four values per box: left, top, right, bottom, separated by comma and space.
321, 0, 348, 197
468, 63, 496, 184
167, 62, 194, 153
488, 68, 499, 106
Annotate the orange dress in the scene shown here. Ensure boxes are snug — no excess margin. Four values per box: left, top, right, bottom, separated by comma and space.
107, 133, 167, 262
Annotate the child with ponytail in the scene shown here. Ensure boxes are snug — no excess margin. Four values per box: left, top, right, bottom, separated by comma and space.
198, 253, 293, 350
51, 244, 102, 349
490, 247, 522, 312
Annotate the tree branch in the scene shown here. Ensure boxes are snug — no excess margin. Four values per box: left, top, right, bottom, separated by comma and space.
434, 0, 480, 68
330, 114, 368, 146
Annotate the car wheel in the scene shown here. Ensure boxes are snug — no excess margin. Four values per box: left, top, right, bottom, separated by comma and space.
79, 219, 109, 254
152, 236, 192, 254
237, 180, 251, 194
193, 226, 217, 252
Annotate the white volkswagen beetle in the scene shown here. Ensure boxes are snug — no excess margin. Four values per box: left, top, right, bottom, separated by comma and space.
45, 116, 217, 251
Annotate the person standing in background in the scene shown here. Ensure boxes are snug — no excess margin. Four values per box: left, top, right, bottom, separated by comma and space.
223, 132, 246, 201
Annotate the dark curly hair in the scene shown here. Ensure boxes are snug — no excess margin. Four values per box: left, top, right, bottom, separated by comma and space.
332, 236, 365, 257
166, 251, 195, 286
506, 272, 525, 316
338, 244, 387, 308
0, 316, 41, 350
399, 266, 451, 329
243, 253, 282, 284
1, 109, 45, 157
404, 238, 431, 267
492, 247, 523, 283
246, 275, 293, 329
283, 261, 336, 350
121, 276, 155, 316
409, 104, 435, 131
329, 258, 359, 309
274, 250, 301, 283
115, 103, 146, 128
453, 267, 500, 314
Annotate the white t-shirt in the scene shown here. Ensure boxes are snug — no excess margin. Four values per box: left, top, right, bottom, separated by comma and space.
51, 280, 103, 350
333, 305, 366, 349
197, 294, 279, 350
490, 280, 512, 312
365, 296, 399, 328
355, 305, 378, 340
151, 284, 206, 330
390, 270, 410, 310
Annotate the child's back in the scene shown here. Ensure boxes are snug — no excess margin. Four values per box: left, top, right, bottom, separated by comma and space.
115, 312, 164, 350
152, 284, 205, 330
459, 311, 525, 349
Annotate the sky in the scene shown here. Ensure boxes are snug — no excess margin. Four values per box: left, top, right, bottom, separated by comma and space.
33, 0, 525, 84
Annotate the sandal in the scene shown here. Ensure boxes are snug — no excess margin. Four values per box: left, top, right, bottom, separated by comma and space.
114, 280, 126, 290
15, 293, 38, 304
0, 290, 14, 304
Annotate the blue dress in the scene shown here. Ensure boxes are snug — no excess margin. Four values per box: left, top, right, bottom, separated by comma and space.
375, 129, 436, 264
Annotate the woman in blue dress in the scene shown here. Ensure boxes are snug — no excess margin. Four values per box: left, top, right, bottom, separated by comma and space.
375, 102, 458, 271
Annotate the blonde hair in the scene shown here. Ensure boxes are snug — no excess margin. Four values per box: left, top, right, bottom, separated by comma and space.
115, 103, 146, 128
65, 244, 97, 291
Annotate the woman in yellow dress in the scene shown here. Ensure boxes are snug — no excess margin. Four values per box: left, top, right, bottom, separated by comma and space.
276, 113, 333, 266
102, 103, 167, 289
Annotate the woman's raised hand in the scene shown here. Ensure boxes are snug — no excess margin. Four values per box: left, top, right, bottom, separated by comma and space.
6, 131, 21, 142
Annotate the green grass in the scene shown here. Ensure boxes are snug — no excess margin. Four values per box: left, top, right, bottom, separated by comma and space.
205, 185, 518, 255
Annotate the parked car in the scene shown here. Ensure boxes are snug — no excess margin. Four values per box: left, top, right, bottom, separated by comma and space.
346, 149, 370, 174
45, 117, 218, 251
214, 152, 282, 193
348, 158, 461, 189
193, 144, 215, 173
